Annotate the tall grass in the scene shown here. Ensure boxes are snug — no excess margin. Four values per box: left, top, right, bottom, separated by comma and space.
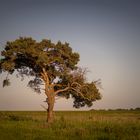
0, 111, 140, 140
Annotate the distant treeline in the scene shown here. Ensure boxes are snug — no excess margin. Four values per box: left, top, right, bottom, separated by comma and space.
90, 107, 140, 111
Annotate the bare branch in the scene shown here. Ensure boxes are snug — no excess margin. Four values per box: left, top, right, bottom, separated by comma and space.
40, 104, 47, 111
93, 79, 103, 89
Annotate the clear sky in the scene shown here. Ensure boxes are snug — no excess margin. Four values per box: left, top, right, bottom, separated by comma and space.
0, 0, 140, 110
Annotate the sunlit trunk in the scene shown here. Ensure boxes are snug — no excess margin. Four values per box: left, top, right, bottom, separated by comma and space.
44, 84, 55, 123
41, 69, 56, 123
47, 95, 55, 123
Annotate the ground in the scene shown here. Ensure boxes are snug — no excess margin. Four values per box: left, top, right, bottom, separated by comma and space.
0, 110, 140, 140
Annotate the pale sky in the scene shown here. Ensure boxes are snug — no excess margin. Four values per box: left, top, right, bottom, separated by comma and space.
0, 0, 140, 110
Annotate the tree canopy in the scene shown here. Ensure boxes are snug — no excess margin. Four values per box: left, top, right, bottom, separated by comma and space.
0, 37, 101, 122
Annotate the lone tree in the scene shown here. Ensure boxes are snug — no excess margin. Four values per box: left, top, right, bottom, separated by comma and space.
0, 37, 101, 123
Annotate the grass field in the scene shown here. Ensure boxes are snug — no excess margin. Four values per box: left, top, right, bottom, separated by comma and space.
0, 110, 140, 140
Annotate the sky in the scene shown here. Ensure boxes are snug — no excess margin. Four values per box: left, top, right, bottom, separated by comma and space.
0, 0, 140, 110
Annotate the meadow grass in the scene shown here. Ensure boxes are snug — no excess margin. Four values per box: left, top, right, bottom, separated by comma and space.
0, 110, 140, 140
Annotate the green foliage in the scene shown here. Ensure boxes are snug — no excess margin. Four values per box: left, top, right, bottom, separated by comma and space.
0, 37, 101, 108
1, 37, 79, 74
3, 79, 10, 87
56, 68, 101, 108
0, 37, 78, 85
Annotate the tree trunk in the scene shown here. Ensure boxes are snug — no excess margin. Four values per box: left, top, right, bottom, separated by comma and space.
41, 69, 55, 123
47, 97, 55, 123
45, 85, 55, 123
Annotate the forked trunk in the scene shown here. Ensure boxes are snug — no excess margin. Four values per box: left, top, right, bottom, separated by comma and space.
42, 69, 56, 123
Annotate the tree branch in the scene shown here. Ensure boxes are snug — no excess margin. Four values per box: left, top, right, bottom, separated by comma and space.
54, 82, 90, 101
71, 82, 82, 88
71, 82, 90, 91
53, 84, 62, 87
41, 68, 49, 85
40, 104, 47, 111
70, 87, 90, 101
54, 81, 91, 101
55, 86, 70, 95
